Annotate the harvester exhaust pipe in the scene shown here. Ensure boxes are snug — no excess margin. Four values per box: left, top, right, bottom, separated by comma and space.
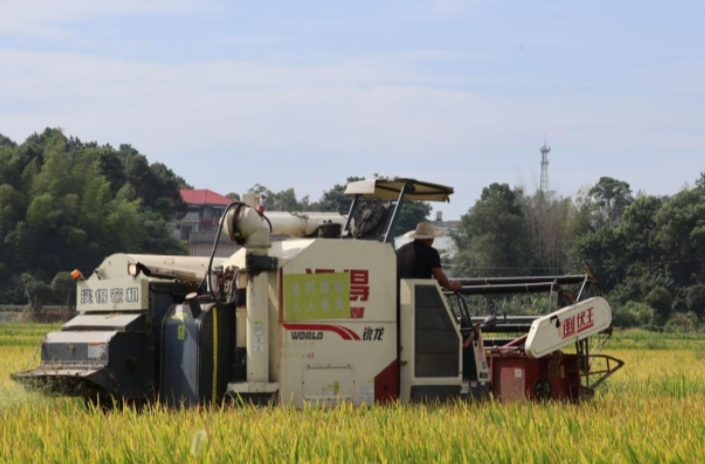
186, 292, 201, 318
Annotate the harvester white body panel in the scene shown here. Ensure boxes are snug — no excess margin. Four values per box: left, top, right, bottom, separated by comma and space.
225, 239, 398, 407
76, 278, 151, 312
524, 297, 612, 359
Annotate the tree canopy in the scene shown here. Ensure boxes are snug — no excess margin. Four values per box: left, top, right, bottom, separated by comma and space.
451, 183, 530, 277
0, 128, 187, 306
449, 172, 705, 331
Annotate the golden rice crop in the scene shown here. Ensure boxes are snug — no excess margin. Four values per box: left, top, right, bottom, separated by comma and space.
2, 324, 705, 463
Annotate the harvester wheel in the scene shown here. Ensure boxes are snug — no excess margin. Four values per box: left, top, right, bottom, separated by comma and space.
534, 378, 552, 401
579, 385, 596, 400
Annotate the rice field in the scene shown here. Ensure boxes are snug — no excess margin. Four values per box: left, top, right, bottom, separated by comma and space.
2, 323, 705, 463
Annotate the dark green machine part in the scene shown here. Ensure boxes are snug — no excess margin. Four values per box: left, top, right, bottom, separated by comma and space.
160, 301, 236, 407
11, 282, 192, 402
11, 316, 155, 399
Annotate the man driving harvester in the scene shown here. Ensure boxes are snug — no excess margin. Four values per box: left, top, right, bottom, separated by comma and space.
396, 221, 462, 292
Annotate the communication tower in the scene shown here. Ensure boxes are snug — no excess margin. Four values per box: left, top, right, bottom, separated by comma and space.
540, 142, 551, 193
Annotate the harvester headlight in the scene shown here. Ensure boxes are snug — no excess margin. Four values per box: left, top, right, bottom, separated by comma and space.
128, 263, 140, 277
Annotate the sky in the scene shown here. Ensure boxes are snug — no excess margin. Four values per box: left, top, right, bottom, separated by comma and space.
1, 0, 703, 219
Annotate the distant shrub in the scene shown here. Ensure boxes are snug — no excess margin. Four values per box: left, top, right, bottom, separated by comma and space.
613, 301, 654, 328
686, 284, 705, 318
663, 312, 700, 333
645, 287, 673, 325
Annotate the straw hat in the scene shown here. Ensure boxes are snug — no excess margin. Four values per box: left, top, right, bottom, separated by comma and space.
404, 221, 440, 240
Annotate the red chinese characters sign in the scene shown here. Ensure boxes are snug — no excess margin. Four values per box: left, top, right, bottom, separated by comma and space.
560, 306, 594, 339
306, 268, 369, 318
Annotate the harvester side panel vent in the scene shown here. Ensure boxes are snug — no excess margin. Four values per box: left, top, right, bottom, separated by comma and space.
414, 286, 459, 378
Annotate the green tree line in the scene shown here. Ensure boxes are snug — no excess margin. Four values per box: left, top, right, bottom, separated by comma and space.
0, 128, 189, 310
2, 128, 703, 332
450, 175, 705, 331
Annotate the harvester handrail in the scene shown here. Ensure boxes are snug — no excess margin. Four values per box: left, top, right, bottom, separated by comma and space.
453, 275, 589, 286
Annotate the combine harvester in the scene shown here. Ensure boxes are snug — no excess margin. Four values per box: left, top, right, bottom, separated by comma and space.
12, 178, 623, 407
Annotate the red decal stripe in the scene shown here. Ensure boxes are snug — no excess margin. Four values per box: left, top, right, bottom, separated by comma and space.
576, 322, 595, 334
375, 360, 399, 403
336, 325, 361, 340
283, 323, 359, 340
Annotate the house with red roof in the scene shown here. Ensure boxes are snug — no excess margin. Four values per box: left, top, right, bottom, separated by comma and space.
180, 189, 232, 208
177, 189, 238, 256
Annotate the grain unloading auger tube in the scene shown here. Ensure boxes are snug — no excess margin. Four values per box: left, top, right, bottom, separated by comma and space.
11, 177, 624, 407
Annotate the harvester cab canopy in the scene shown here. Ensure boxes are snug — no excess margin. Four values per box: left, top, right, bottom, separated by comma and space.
342, 177, 454, 243
343, 178, 454, 202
